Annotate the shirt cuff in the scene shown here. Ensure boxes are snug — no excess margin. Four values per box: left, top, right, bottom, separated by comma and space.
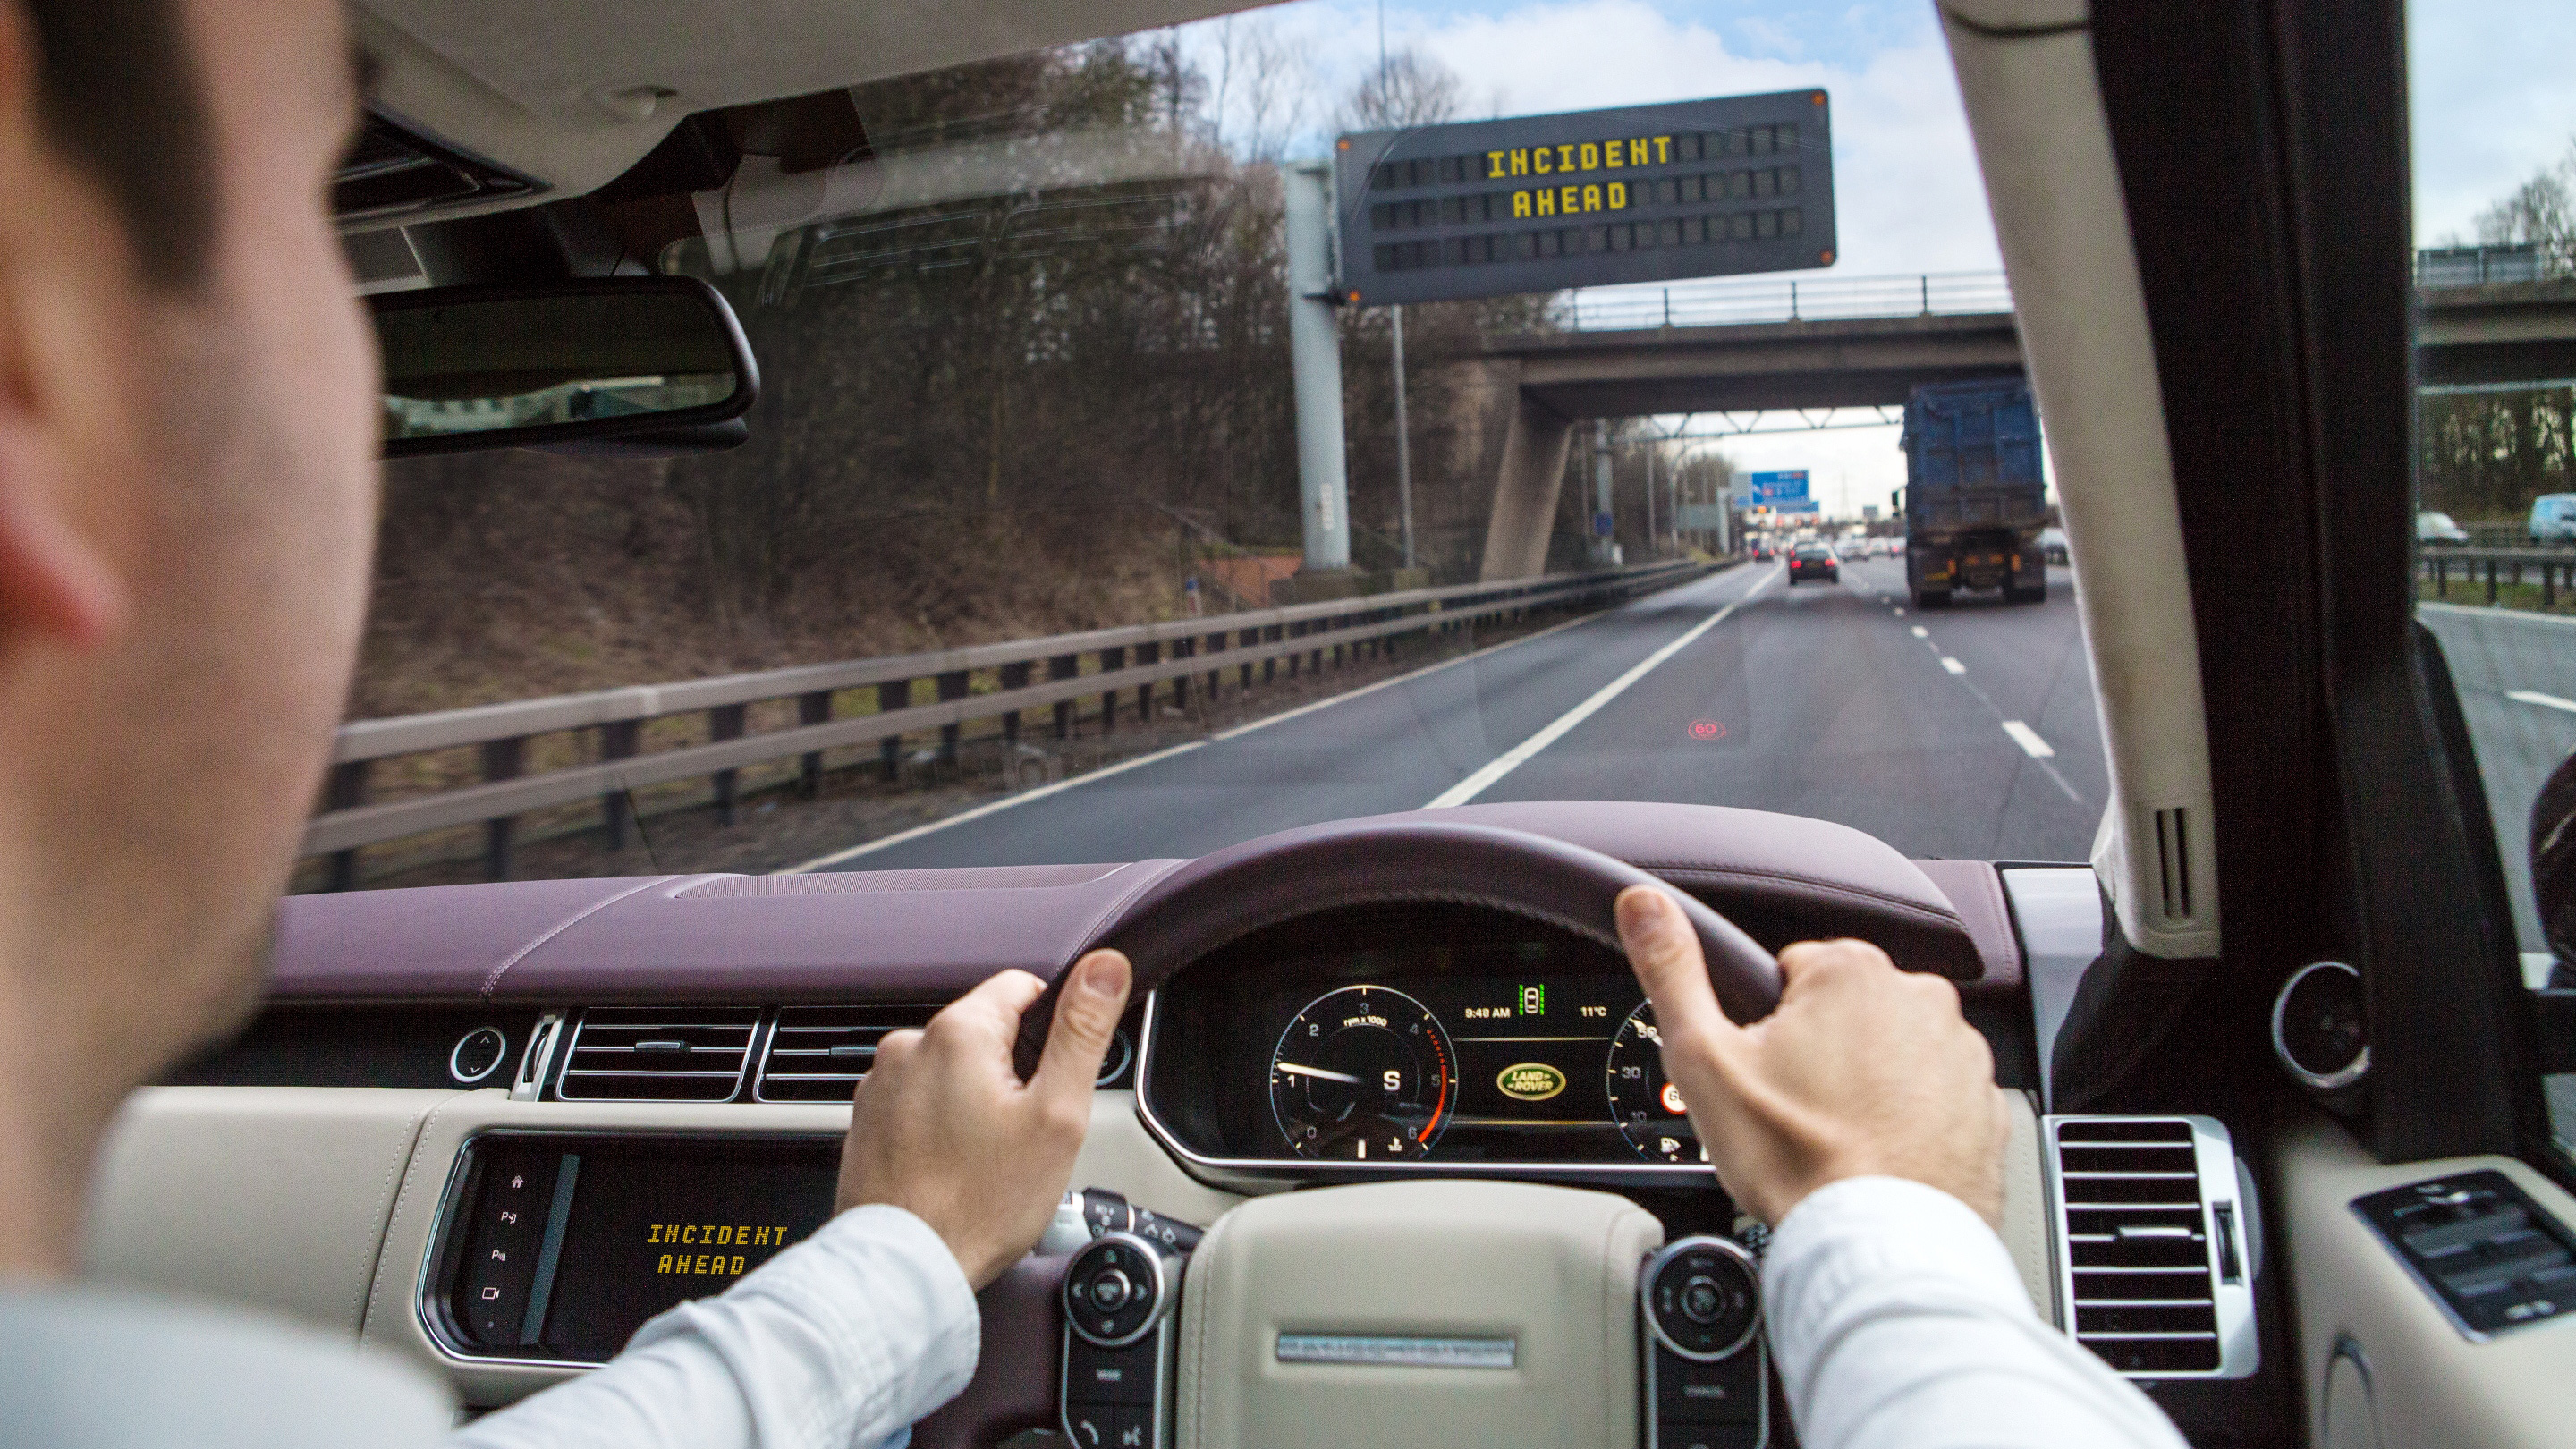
1762, 1176, 2036, 1369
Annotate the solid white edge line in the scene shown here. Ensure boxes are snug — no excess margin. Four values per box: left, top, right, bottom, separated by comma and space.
1941, 657, 1967, 674
2001, 720, 2057, 758
780, 564, 1749, 873
1423, 565, 1779, 809
778, 737, 1211, 873
2507, 689, 2576, 715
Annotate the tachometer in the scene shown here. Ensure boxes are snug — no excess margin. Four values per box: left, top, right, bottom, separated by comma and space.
1606, 1003, 1706, 1165
1268, 986, 1454, 1160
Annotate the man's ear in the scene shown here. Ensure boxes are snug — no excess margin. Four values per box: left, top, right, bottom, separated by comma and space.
0, 411, 123, 650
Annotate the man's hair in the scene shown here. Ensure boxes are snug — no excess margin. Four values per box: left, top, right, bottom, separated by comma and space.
24, 0, 216, 289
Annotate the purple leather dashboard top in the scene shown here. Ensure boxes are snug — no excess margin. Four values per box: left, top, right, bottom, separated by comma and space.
267, 803, 2027, 1004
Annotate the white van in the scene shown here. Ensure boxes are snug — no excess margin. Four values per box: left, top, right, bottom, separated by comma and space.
2530, 494, 2576, 544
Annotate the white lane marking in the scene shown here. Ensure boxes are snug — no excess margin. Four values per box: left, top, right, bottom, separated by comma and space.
1910, 625, 1928, 638
1941, 657, 1966, 674
1892, 607, 1905, 617
780, 566, 1758, 873
2002, 721, 2057, 758
1424, 568, 1778, 809
2508, 690, 2576, 714
780, 738, 1209, 872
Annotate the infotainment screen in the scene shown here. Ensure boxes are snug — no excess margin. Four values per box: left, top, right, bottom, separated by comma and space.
435, 1133, 841, 1362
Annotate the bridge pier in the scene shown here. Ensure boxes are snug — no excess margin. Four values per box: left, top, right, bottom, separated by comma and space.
1478, 394, 1575, 580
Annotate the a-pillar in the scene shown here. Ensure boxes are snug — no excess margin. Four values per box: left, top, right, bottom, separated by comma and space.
1477, 393, 1575, 580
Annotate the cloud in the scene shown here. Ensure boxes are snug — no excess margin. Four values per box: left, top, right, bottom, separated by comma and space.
2409, 0, 2576, 244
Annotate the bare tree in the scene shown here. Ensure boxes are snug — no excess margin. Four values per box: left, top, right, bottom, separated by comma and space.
1339, 48, 1464, 132
1207, 16, 1316, 161
2476, 135, 2576, 276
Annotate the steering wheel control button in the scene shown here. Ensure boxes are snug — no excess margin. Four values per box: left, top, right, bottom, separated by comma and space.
1063, 1233, 1170, 1347
1067, 1340, 1157, 1404
1089, 1270, 1133, 1312
1646, 1238, 1760, 1360
1641, 1235, 1769, 1449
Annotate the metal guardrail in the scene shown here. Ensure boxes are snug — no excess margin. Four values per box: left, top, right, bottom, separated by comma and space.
2419, 546, 2576, 607
306, 559, 1716, 884
1543, 270, 2013, 334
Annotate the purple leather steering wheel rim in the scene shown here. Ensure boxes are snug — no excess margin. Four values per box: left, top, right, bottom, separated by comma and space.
1012, 818, 1783, 1079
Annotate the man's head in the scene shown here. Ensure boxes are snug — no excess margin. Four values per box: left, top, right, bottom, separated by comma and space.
0, 0, 377, 1271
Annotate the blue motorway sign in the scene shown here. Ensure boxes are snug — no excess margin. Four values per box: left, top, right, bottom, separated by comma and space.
1747, 470, 1809, 504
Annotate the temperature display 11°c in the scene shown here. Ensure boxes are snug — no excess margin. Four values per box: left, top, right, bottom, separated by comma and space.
1268, 985, 1456, 1161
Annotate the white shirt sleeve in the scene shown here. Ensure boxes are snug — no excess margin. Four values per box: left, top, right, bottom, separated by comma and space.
449, 1204, 980, 1449
1761, 1176, 2190, 1449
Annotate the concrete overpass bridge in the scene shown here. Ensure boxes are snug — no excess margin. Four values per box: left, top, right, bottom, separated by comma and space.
1463, 271, 2576, 579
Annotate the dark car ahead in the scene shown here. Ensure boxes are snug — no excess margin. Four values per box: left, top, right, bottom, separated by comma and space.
1788, 544, 1838, 585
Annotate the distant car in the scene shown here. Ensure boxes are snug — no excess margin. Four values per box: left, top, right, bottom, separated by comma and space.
2531, 495, 2576, 546
2038, 526, 2071, 564
2416, 511, 2469, 547
1788, 544, 1839, 585
1887, 537, 1906, 555
1751, 543, 1773, 561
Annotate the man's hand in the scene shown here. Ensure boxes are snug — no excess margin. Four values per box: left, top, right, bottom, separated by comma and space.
1614, 886, 2009, 1227
836, 951, 1132, 1288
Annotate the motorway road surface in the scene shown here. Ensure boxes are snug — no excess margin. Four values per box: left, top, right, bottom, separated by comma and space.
805, 557, 2106, 874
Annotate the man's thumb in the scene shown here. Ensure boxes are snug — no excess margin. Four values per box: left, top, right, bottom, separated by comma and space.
1033, 950, 1132, 1104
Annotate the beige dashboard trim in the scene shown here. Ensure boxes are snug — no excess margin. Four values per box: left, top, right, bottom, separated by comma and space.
83, 1087, 453, 1338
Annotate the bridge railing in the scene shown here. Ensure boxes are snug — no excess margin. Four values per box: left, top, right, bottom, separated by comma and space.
306, 558, 1717, 886
1534, 270, 2014, 335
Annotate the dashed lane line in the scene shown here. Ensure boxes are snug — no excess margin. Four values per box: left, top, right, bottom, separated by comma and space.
2002, 721, 2057, 758
1911, 625, 1928, 638
1941, 657, 1967, 674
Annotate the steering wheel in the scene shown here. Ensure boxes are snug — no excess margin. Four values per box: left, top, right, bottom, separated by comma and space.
1012, 817, 1782, 1080
946, 822, 1785, 1449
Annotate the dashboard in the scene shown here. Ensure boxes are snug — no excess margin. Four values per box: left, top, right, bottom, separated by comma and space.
1138, 905, 1715, 1179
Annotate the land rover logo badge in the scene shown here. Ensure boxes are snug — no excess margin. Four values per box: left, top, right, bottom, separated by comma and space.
1496, 1063, 1566, 1101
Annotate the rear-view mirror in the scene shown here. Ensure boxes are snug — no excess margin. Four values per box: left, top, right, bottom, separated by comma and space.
373, 277, 758, 458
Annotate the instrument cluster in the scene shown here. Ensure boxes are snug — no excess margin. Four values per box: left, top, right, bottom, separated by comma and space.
1138, 905, 1711, 1175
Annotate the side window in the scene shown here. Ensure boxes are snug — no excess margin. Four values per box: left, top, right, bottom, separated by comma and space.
2407, 6, 2576, 1158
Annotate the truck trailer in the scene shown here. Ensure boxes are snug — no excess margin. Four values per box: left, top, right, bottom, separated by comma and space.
1899, 377, 2048, 607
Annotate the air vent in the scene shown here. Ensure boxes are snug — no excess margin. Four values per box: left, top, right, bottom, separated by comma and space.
755, 1006, 943, 1103
2045, 1115, 2258, 1379
556, 1008, 759, 1102
2152, 807, 2193, 922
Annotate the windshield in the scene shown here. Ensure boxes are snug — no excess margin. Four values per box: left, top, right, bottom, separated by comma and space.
321, 0, 2099, 893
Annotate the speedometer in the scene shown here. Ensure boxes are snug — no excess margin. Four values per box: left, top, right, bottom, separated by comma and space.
1606, 1003, 1706, 1165
1268, 986, 1454, 1160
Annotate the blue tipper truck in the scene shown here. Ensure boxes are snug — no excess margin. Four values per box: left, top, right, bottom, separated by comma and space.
1899, 377, 2048, 607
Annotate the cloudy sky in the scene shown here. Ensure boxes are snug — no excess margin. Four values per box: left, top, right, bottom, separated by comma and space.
1165, 0, 2576, 516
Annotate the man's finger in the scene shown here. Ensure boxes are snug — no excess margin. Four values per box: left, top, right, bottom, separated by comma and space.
1615, 886, 1740, 1048
1030, 950, 1132, 1112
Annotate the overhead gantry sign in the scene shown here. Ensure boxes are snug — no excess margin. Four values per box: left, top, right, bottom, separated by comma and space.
1333, 91, 1838, 308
